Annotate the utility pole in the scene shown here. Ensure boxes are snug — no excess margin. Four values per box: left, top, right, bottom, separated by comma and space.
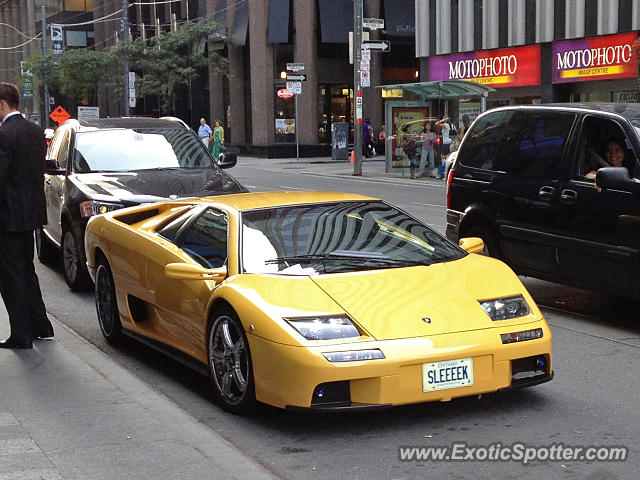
123, 0, 130, 115
352, 0, 363, 176
41, 6, 50, 128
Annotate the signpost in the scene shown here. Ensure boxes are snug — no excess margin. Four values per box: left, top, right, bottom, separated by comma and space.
49, 105, 71, 126
362, 40, 391, 51
285, 62, 305, 163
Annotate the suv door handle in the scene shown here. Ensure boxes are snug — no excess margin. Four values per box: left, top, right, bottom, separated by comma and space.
561, 189, 578, 204
538, 186, 555, 200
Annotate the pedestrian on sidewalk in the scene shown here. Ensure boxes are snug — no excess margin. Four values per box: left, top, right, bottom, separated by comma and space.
0, 83, 53, 349
363, 118, 375, 158
212, 119, 225, 159
419, 122, 436, 177
198, 118, 213, 149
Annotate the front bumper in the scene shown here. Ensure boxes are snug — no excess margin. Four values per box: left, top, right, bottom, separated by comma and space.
249, 322, 553, 410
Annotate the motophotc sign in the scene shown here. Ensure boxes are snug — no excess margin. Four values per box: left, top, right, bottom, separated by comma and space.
552, 32, 639, 83
428, 45, 541, 88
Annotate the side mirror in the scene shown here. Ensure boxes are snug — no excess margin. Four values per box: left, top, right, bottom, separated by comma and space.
216, 152, 237, 169
459, 237, 485, 254
45, 158, 65, 175
164, 263, 227, 282
596, 167, 640, 194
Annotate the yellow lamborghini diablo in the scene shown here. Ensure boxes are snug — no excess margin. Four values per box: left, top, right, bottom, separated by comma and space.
84, 191, 552, 413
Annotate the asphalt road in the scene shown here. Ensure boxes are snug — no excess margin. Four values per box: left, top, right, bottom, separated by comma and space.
36, 157, 639, 479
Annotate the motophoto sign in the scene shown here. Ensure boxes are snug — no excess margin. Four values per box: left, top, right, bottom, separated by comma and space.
428, 45, 541, 88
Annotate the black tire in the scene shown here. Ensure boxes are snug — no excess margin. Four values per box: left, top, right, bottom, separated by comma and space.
95, 258, 122, 345
207, 307, 255, 413
61, 225, 91, 291
466, 225, 502, 259
35, 228, 58, 265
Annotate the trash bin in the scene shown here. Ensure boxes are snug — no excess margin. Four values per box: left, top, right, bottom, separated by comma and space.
331, 122, 349, 161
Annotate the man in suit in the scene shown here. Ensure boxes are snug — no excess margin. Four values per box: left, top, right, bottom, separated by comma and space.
0, 82, 53, 349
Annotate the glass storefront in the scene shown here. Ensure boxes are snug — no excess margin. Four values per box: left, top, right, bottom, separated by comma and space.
318, 85, 353, 144
274, 86, 296, 143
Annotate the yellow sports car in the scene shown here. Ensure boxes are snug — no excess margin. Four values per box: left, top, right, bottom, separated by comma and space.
84, 191, 552, 413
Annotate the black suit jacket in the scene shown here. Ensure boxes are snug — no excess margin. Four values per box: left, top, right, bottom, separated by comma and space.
0, 114, 47, 231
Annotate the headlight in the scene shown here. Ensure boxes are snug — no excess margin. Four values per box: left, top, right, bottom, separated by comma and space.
480, 295, 530, 321
501, 328, 543, 344
80, 201, 125, 218
322, 349, 384, 362
285, 315, 360, 340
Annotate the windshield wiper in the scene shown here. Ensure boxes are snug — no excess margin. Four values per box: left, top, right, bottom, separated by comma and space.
265, 253, 431, 267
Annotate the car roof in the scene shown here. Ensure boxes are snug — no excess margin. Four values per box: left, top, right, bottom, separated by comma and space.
490, 103, 640, 121
61, 117, 190, 131
172, 191, 378, 211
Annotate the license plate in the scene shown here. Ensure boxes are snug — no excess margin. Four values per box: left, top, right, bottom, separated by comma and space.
422, 357, 474, 392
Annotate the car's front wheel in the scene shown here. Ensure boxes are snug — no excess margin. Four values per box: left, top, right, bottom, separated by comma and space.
35, 227, 58, 264
62, 225, 91, 291
207, 308, 255, 413
95, 258, 122, 344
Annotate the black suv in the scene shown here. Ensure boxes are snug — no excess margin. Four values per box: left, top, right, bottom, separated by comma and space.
446, 103, 640, 299
38, 117, 245, 290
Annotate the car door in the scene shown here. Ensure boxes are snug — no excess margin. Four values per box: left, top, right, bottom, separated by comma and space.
44, 126, 71, 244
557, 114, 640, 296
145, 207, 230, 361
489, 110, 577, 277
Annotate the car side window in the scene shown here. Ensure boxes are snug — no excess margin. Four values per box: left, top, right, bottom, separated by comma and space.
179, 208, 228, 268
492, 111, 574, 180
574, 116, 637, 181
457, 110, 513, 170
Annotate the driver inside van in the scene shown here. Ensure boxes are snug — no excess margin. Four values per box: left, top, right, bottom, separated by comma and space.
585, 138, 634, 179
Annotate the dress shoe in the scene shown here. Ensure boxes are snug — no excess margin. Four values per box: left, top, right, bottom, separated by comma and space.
0, 337, 33, 349
34, 326, 54, 339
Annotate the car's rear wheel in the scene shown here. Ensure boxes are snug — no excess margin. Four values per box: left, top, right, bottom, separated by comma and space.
466, 225, 501, 259
95, 258, 122, 344
35, 228, 58, 264
207, 307, 255, 413
62, 225, 91, 291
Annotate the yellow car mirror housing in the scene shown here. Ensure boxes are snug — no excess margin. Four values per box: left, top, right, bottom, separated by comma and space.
459, 237, 485, 254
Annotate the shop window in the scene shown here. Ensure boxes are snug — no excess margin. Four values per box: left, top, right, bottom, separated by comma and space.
275, 87, 296, 143
318, 85, 353, 144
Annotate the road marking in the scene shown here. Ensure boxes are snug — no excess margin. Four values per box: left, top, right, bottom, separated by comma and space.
412, 201, 445, 208
1, 469, 64, 480
0, 412, 19, 427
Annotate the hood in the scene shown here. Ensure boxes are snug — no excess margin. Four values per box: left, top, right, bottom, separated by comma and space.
70, 168, 245, 204
311, 255, 538, 340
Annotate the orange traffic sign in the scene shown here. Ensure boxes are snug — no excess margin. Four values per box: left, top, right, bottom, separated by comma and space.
49, 105, 71, 125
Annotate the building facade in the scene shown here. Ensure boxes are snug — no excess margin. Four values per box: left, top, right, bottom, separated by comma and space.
415, 0, 640, 124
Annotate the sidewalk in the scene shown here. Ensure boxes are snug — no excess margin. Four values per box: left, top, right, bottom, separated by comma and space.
235, 154, 448, 187
0, 308, 276, 480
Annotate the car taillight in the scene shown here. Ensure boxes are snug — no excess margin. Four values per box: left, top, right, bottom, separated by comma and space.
446, 163, 455, 209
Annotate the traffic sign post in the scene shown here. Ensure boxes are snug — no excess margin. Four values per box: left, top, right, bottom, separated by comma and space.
362, 40, 391, 52
285, 63, 305, 163
285, 74, 307, 82
49, 105, 71, 126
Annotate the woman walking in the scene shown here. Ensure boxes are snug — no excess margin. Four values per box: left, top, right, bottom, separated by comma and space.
212, 119, 225, 159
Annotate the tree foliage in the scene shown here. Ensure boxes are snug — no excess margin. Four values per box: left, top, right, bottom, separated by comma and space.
22, 20, 227, 114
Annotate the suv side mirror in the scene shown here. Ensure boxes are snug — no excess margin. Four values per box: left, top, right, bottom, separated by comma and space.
45, 158, 65, 175
216, 152, 237, 169
596, 167, 640, 194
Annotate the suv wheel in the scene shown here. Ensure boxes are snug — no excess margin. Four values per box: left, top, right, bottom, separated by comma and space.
62, 225, 92, 291
466, 226, 501, 259
35, 228, 58, 264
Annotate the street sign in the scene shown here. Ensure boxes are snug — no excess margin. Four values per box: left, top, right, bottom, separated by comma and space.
49, 105, 71, 125
286, 74, 307, 81
51, 25, 63, 62
361, 49, 371, 61
277, 88, 294, 99
360, 70, 370, 87
363, 18, 385, 30
286, 62, 305, 72
77, 106, 99, 120
362, 40, 390, 52
285, 81, 302, 94
129, 97, 136, 108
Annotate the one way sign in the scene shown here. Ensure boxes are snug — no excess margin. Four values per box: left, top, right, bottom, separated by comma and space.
286, 74, 307, 81
362, 40, 390, 52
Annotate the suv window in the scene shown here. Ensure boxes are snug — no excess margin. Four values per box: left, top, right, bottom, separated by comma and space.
458, 110, 513, 170
180, 208, 228, 268
492, 111, 575, 180
574, 115, 637, 180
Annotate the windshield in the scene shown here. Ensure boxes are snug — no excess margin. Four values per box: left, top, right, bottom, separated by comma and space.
241, 201, 464, 275
73, 127, 215, 172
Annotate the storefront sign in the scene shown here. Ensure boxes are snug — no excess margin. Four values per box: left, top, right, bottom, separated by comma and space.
553, 32, 638, 83
428, 45, 540, 88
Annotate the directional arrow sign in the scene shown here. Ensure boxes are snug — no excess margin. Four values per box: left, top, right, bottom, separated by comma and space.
286, 74, 307, 81
362, 40, 390, 52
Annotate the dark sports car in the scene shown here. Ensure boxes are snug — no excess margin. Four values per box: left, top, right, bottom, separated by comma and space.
37, 117, 245, 290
